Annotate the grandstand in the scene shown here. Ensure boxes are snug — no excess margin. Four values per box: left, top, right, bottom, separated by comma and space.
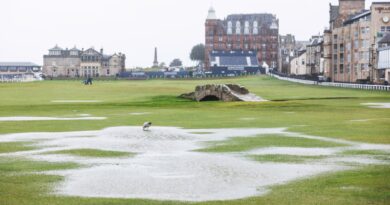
209, 50, 263, 75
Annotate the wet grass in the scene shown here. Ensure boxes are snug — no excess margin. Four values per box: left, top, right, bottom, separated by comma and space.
0, 76, 389, 205
342, 150, 389, 156
341, 150, 390, 161
0, 142, 35, 153
0, 157, 79, 173
46, 149, 134, 158
0, 158, 388, 205
249, 154, 327, 163
198, 135, 346, 153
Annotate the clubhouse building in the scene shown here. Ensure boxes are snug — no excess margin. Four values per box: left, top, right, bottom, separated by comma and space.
43, 45, 126, 78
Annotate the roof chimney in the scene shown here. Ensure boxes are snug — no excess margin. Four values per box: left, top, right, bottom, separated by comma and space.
100, 48, 103, 54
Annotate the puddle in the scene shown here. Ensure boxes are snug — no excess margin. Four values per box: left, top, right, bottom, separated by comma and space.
0, 116, 106, 122
0, 127, 389, 202
362, 103, 390, 109
51, 100, 102, 103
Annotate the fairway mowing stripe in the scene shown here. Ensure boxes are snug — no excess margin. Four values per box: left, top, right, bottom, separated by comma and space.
0, 117, 106, 121
51, 100, 103, 103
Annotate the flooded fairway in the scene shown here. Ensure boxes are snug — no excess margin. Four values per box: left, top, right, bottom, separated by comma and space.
0, 127, 389, 202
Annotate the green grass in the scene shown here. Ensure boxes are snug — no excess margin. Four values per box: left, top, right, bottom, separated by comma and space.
249, 154, 327, 163
0, 76, 389, 205
46, 149, 134, 158
0, 142, 35, 153
342, 150, 389, 156
198, 135, 346, 153
0, 157, 80, 173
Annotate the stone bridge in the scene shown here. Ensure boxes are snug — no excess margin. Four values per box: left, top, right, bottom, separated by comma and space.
180, 84, 265, 102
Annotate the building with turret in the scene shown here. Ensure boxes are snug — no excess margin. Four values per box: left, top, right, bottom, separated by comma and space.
205, 7, 279, 70
43, 45, 125, 77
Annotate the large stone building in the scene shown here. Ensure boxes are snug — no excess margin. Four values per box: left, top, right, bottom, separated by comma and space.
43, 45, 126, 77
205, 7, 279, 70
279, 34, 296, 74
290, 50, 308, 75
324, 0, 390, 83
306, 35, 324, 76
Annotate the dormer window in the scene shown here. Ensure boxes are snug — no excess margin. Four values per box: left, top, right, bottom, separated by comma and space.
244, 21, 250, 35
253, 21, 259, 34
235, 21, 241, 34
227, 21, 233, 35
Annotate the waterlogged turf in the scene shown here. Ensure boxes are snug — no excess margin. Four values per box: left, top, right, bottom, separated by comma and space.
0, 141, 35, 153
198, 135, 347, 153
46, 149, 134, 158
0, 76, 389, 204
249, 154, 327, 163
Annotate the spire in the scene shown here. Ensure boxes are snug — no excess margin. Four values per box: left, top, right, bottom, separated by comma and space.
153, 47, 159, 68
207, 6, 217, 20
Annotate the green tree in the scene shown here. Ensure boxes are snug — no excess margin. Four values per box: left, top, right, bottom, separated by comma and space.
190, 44, 205, 64
169, 59, 183, 67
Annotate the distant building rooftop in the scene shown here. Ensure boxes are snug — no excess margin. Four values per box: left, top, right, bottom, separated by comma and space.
0, 62, 40, 67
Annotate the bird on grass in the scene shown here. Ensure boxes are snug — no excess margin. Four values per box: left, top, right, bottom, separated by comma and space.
143, 122, 152, 131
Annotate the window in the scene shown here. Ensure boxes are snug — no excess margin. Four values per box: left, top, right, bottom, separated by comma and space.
354, 40, 359, 48
18, 67, 27, 72
236, 21, 241, 34
227, 21, 232, 35
244, 21, 250, 35
107, 69, 110, 75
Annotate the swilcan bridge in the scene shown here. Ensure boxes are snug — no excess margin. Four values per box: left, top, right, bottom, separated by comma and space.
180, 84, 266, 102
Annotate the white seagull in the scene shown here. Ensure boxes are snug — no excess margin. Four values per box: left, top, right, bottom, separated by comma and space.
143, 122, 152, 131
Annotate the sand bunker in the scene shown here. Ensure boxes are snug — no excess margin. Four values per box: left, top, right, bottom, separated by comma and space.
362, 103, 390, 109
0, 116, 106, 122
0, 127, 389, 202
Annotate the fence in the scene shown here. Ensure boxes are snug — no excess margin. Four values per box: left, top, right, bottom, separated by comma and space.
269, 73, 390, 91
0, 74, 39, 83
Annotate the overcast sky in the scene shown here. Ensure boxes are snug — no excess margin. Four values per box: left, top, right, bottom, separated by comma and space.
0, 0, 383, 68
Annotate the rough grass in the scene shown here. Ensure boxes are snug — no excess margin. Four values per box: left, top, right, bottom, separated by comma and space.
198, 135, 346, 153
249, 154, 327, 163
46, 149, 134, 158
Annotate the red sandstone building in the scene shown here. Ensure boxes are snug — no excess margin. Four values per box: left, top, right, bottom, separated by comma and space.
205, 7, 279, 70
